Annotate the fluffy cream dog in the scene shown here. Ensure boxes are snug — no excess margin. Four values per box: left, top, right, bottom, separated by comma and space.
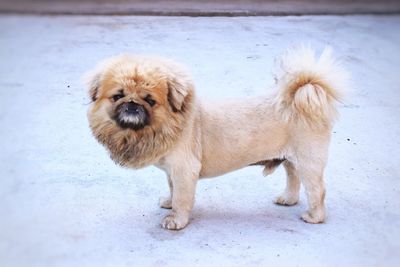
86, 46, 348, 230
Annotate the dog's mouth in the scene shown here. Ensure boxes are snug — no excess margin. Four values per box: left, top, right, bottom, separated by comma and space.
114, 102, 149, 130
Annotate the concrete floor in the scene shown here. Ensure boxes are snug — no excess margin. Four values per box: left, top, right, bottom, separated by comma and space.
0, 14, 400, 267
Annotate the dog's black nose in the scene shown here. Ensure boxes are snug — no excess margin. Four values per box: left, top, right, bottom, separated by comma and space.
124, 102, 144, 115
115, 101, 149, 130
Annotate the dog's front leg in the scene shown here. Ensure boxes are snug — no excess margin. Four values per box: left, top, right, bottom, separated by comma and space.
161, 164, 199, 230
159, 175, 173, 209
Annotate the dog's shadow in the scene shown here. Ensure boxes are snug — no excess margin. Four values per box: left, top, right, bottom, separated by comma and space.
147, 204, 306, 241
191, 205, 302, 225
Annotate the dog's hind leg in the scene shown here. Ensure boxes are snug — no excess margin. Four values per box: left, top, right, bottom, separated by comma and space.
275, 160, 301, 206
297, 161, 326, 223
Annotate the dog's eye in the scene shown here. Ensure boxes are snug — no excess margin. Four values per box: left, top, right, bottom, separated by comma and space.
112, 94, 124, 101
144, 95, 156, 107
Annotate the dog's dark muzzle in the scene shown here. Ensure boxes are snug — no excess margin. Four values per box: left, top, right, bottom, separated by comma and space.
114, 102, 149, 130
124, 102, 144, 115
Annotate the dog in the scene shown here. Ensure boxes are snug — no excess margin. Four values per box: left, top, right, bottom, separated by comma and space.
86, 46, 348, 230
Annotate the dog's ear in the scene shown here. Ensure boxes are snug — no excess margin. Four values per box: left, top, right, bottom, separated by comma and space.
167, 77, 190, 112
85, 70, 102, 102
166, 64, 196, 113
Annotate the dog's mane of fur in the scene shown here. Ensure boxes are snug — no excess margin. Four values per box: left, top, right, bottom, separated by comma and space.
87, 56, 196, 168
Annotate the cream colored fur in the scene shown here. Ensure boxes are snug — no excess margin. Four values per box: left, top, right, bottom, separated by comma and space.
87, 46, 348, 230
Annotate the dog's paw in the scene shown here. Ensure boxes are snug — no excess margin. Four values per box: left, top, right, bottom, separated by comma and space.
301, 210, 325, 224
158, 196, 172, 209
161, 214, 189, 230
274, 194, 298, 206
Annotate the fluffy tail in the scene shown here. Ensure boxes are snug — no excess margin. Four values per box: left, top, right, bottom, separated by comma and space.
274, 46, 349, 128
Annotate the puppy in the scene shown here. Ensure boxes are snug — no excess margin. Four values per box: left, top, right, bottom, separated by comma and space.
86, 47, 348, 230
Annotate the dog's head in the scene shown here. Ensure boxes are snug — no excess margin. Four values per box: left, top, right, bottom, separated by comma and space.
85, 55, 194, 167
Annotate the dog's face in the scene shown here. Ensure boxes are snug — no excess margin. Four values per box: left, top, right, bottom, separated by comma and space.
86, 55, 194, 168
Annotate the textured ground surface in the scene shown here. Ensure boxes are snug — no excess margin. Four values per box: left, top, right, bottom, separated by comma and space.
0, 15, 399, 267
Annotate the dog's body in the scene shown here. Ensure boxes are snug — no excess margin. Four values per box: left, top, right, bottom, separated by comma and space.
197, 98, 289, 178
87, 47, 348, 230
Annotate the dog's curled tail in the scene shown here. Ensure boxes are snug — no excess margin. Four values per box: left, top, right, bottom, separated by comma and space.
274, 46, 349, 128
